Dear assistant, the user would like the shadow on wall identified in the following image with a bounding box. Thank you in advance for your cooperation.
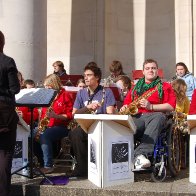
[70,0,100,75]
[69,0,135,78]
[145,0,176,80]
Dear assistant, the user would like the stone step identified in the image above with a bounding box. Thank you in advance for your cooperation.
[11,168,196,196]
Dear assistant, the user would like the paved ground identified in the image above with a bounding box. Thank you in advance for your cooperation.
[10,167,196,196]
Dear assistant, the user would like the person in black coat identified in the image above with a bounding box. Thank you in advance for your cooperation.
[0,31,20,196]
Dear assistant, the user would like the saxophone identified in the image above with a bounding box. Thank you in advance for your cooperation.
[35,99,55,141]
[119,84,159,115]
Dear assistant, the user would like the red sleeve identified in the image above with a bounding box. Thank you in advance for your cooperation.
[62,92,73,120]
[123,88,133,105]
[189,89,196,114]
[162,82,176,108]
[18,107,39,125]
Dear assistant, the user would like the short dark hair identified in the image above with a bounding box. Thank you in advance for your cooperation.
[0,31,5,52]
[24,79,35,87]
[84,62,102,83]
[143,59,158,69]
[176,62,189,74]
[109,60,123,73]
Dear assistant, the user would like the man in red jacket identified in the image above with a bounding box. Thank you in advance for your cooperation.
[120,59,176,169]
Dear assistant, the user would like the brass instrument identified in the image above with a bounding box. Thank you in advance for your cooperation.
[35,99,55,141]
[173,111,189,134]
[68,87,105,130]
[119,84,159,115]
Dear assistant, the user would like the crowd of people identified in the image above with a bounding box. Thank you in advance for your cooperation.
[1,29,196,195]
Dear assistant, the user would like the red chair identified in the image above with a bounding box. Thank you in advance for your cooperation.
[60,75,83,86]
[108,87,121,102]
[132,69,164,80]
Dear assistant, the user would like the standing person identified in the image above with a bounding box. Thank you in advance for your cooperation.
[33,74,73,174]
[172,62,196,101]
[69,62,116,177]
[0,31,20,196]
[120,59,176,169]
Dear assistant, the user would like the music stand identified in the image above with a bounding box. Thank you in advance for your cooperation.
[12,88,58,184]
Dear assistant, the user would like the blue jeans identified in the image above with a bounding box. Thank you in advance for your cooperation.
[34,126,69,167]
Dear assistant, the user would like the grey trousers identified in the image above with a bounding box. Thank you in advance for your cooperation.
[132,112,166,158]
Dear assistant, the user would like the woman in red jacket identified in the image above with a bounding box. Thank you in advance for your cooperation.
[34,74,73,174]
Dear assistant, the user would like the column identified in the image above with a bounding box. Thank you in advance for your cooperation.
[0,0,47,83]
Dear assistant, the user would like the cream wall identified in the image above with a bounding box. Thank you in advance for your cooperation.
[47,0,105,75]
[0,0,195,81]
[47,0,195,80]
[175,0,195,75]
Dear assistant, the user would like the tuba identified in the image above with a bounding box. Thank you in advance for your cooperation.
[34,99,55,141]
[119,84,159,115]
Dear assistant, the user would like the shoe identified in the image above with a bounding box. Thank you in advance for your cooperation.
[134,155,151,169]
[40,167,54,174]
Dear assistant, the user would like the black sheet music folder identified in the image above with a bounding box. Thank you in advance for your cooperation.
[15,88,57,107]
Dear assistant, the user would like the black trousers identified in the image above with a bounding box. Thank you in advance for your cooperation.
[0,101,18,196]
[69,127,88,177]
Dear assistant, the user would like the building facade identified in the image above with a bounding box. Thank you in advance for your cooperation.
[0,0,195,82]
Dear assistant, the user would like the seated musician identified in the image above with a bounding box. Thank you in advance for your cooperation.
[172,79,190,117]
[120,59,176,169]
[16,71,39,126]
[69,62,116,177]
[189,89,196,114]
[33,74,73,174]
[172,79,190,132]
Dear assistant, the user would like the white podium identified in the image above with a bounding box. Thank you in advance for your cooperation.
[12,116,30,173]
[74,114,136,188]
[187,115,196,184]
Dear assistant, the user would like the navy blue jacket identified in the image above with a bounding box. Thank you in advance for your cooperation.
[0,53,20,104]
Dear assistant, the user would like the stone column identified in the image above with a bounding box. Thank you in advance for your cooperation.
[175,0,194,72]
[0,0,47,83]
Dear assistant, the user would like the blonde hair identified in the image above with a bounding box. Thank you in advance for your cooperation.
[172,79,187,103]
[44,74,62,91]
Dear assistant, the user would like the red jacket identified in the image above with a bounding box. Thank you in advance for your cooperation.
[40,88,73,127]
[17,106,39,125]
[123,82,176,113]
[189,89,196,114]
